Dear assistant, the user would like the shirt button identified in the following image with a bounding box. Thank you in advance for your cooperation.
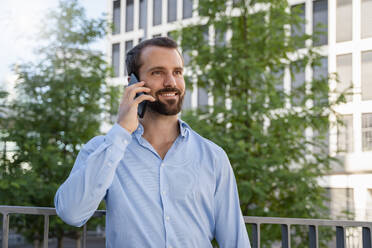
[169,246,173,248]
[165,216,170,221]
[161,162,165,167]
[162,191,166,195]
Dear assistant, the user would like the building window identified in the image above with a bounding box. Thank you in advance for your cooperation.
[361,51,372,101]
[313,57,328,80]
[183,89,192,110]
[291,61,305,106]
[139,0,146,29]
[215,29,226,47]
[328,188,355,219]
[291,3,306,48]
[168,0,177,23]
[336,0,352,42]
[197,87,208,107]
[313,57,328,105]
[183,0,193,19]
[126,0,134,32]
[362,113,372,152]
[153,0,162,26]
[112,43,120,77]
[367,189,372,221]
[337,115,353,153]
[167,31,175,39]
[183,50,191,66]
[112,0,121,35]
[152,34,162,38]
[124,40,133,76]
[313,0,328,46]
[336,54,353,102]
[361,0,372,39]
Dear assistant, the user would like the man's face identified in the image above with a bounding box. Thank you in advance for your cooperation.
[138,46,185,116]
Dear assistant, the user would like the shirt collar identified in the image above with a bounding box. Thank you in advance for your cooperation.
[133,119,190,141]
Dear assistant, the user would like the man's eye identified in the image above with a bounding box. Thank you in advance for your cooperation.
[151,71,161,75]
[174,71,183,75]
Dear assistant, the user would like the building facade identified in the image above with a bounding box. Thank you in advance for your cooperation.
[106,0,372,244]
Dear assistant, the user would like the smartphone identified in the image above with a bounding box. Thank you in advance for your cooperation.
[128,73,147,118]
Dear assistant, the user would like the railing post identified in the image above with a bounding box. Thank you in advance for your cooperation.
[363,227,371,248]
[336,226,345,248]
[82,224,87,248]
[43,215,49,248]
[2,213,10,248]
[309,225,318,248]
[251,223,260,248]
[281,224,290,248]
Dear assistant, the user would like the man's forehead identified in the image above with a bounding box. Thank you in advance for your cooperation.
[140,46,183,68]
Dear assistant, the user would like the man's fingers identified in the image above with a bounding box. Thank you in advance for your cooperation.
[133,94,156,105]
[126,81,145,89]
[128,86,151,100]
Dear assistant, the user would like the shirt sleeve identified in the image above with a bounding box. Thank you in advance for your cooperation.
[214,149,251,248]
[54,123,132,227]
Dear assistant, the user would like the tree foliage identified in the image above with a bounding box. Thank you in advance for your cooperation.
[0,1,118,246]
[176,0,343,246]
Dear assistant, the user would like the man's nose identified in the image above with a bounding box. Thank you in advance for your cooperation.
[163,73,177,87]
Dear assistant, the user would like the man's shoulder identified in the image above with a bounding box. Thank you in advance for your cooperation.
[185,122,226,156]
[82,135,105,152]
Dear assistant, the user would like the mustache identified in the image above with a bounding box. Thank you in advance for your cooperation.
[155,87,182,96]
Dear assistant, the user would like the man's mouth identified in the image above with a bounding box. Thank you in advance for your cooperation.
[159,92,178,97]
[156,88,181,100]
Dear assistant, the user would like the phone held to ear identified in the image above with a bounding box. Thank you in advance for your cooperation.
[128,73,147,118]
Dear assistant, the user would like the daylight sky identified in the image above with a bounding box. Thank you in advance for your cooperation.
[0,0,107,94]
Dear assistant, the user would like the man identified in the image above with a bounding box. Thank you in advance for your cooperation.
[54,37,250,248]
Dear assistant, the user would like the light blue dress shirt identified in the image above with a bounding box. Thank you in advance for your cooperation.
[54,120,250,248]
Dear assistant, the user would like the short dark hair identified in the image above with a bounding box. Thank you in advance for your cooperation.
[125,37,181,79]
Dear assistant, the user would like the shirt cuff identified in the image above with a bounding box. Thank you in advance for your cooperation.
[105,123,132,150]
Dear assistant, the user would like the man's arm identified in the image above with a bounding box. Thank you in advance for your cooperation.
[54,124,131,227]
[54,80,155,227]
[214,150,251,248]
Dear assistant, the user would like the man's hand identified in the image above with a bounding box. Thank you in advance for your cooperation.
[117,81,155,133]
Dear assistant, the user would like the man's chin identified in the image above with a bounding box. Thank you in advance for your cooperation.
[147,100,182,116]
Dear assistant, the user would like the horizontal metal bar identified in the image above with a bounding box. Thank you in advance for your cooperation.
[0,205,105,217]
[244,216,372,228]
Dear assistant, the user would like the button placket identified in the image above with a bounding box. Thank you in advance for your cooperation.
[159,160,170,244]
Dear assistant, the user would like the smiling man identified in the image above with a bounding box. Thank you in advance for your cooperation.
[54,37,250,248]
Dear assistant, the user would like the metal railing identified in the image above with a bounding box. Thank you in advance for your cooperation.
[0,205,105,248]
[1,205,372,248]
[245,216,372,248]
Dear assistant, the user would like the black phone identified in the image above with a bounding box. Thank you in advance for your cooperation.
[128,73,147,118]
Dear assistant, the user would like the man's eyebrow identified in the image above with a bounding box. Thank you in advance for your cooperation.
[148,66,166,71]
[148,66,184,71]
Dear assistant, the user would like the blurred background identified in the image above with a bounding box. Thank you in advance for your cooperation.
[1,0,371,247]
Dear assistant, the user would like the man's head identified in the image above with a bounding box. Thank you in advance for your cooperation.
[125,37,185,116]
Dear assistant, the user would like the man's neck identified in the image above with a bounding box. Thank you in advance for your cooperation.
[140,110,180,147]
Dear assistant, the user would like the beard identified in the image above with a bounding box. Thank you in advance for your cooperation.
[147,87,184,116]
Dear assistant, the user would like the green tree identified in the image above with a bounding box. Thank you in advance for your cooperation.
[176,0,342,246]
[0,1,119,247]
